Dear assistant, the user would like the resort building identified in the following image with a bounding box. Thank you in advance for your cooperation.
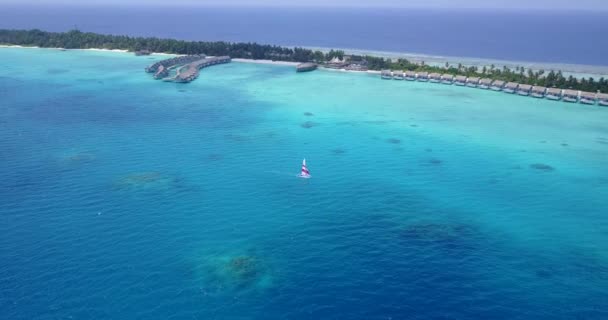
[454,75,467,86]
[545,88,562,100]
[517,84,532,96]
[429,73,442,83]
[392,70,404,80]
[479,78,493,89]
[466,77,480,88]
[441,74,454,84]
[405,71,416,81]
[598,93,608,106]
[381,70,392,79]
[504,82,519,94]
[491,80,505,91]
[579,91,597,105]
[531,86,547,98]
[417,72,429,82]
[563,89,579,103]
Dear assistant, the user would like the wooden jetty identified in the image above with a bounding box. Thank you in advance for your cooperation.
[172,56,231,83]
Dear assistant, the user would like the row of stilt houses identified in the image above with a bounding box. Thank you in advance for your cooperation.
[381,70,608,106]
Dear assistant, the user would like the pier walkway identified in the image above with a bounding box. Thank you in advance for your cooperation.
[145,55,231,83]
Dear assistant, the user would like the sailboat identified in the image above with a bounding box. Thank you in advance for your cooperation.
[298,159,311,179]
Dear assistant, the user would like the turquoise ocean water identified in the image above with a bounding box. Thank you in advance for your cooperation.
[1,48,608,319]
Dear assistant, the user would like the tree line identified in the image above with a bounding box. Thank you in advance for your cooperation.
[1,29,606,93]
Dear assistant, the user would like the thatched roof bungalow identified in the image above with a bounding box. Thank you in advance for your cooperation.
[598,93,608,106]
[579,91,597,105]
[441,74,453,84]
[517,84,532,96]
[381,70,392,79]
[454,75,467,86]
[392,70,404,80]
[429,73,442,83]
[563,89,579,103]
[479,78,493,89]
[531,86,547,98]
[545,88,562,100]
[417,72,429,81]
[405,71,416,81]
[491,80,505,91]
[466,77,480,87]
[504,82,519,93]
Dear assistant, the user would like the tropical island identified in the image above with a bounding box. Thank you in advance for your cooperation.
[1,28,607,94]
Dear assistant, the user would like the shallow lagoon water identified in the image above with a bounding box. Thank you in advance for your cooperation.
[1,48,608,319]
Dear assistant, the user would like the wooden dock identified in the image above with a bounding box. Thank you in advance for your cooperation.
[146,55,231,83]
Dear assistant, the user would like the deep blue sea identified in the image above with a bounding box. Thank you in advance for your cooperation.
[1,5,608,66]
[1,47,608,319]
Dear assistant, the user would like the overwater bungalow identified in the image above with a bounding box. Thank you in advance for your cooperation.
[417,72,429,82]
[545,88,562,100]
[405,71,416,81]
[429,73,442,83]
[517,84,532,96]
[393,70,404,80]
[296,63,317,72]
[467,77,480,88]
[598,93,608,106]
[531,86,547,98]
[579,91,597,105]
[381,70,392,79]
[441,74,453,84]
[490,80,505,91]
[479,78,493,89]
[504,82,519,94]
[454,75,467,86]
[563,89,579,103]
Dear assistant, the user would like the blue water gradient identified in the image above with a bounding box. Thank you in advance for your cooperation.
[1,48,608,319]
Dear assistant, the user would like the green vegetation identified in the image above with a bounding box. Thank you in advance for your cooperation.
[1,29,606,93]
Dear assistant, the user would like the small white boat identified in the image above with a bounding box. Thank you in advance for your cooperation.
[298,159,311,179]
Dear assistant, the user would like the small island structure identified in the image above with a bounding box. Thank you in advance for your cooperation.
[429,73,442,83]
[563,89,579,103]
[479,78,493,89]
[466,77,480,88]
[491,80,506,91]
[441,74,454,84]
[546,88,562,100]
[504,82,519,94]
[405,71,416,81]
[598,93,608,106]
[531,86,547,98]
[454,75,467,86]
[296,62,317,72]
[579,92,597,105]
[517,84,532,96]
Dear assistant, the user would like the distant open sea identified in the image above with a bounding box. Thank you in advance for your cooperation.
[1,5,608,67]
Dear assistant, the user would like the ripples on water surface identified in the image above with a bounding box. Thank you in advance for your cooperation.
[1,48,608,319]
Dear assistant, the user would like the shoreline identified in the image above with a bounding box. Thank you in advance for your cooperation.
[2,44,606,79]
[304,46,608,79]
